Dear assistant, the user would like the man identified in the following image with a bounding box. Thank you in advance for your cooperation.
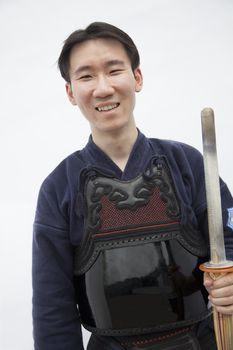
[32,22,233,349]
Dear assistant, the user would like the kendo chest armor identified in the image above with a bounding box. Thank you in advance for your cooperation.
[74,156,210,336]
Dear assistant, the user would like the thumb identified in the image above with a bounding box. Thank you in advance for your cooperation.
[203,272,214,291]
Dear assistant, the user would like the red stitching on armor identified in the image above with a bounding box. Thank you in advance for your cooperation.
[120,327,190,347]
[93,221,179,237]
[98,187,177,230]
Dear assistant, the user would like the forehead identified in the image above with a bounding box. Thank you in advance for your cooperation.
[69,38,130,71]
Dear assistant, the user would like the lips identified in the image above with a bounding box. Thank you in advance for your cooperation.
[95,103,120,112]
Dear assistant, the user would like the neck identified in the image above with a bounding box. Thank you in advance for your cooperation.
[91,124,138,171]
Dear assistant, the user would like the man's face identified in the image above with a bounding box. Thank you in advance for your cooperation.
[66,38,143,136]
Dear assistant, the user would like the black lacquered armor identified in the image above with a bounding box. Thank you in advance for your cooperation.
[74,157,210,336]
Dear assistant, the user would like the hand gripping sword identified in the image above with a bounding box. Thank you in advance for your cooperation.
[199,108,233,350]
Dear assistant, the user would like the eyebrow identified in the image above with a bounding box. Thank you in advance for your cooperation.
[73,59,126,76]
[105,59,126,67]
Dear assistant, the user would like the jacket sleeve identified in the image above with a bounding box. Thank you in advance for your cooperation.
[32,176,84,350]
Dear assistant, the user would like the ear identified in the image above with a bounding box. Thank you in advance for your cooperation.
[65,83,77,105]
[134,67,143,92]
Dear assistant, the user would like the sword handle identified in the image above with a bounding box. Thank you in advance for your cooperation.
[200,264,233,350]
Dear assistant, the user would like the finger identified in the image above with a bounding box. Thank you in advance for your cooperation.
[203,272,214,288]
[211,272,233,289]
[209,285,233,298]
[209,294,233,306]
[214,304,233,315]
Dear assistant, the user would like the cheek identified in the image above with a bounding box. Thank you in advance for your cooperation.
[73,92,89,108]
[124,85,137,102]
[116,73,136,92]
[125,76,138,94]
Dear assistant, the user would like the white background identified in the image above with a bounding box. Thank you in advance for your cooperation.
[0,0,233,349]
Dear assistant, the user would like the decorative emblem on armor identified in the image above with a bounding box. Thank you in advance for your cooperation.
[85,159,180,236]
[227,207,233,230]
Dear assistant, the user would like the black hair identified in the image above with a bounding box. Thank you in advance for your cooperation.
[58,22,140,83]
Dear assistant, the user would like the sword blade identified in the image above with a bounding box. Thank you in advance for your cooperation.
[201,108,227,265]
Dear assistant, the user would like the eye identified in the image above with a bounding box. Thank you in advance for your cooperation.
[110,69,123,75]
[78,75,92,81]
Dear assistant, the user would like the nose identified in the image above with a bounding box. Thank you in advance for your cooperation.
[93,75,114,99]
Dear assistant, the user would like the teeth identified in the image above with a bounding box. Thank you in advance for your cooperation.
[97,103,118,112]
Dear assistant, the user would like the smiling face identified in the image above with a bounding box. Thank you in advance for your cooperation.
[66,38,143,138]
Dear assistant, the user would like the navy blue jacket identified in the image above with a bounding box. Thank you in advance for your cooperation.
[32,131,233,349]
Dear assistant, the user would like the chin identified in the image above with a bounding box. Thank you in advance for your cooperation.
[103,123,129,133]
[111,117,132,129]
